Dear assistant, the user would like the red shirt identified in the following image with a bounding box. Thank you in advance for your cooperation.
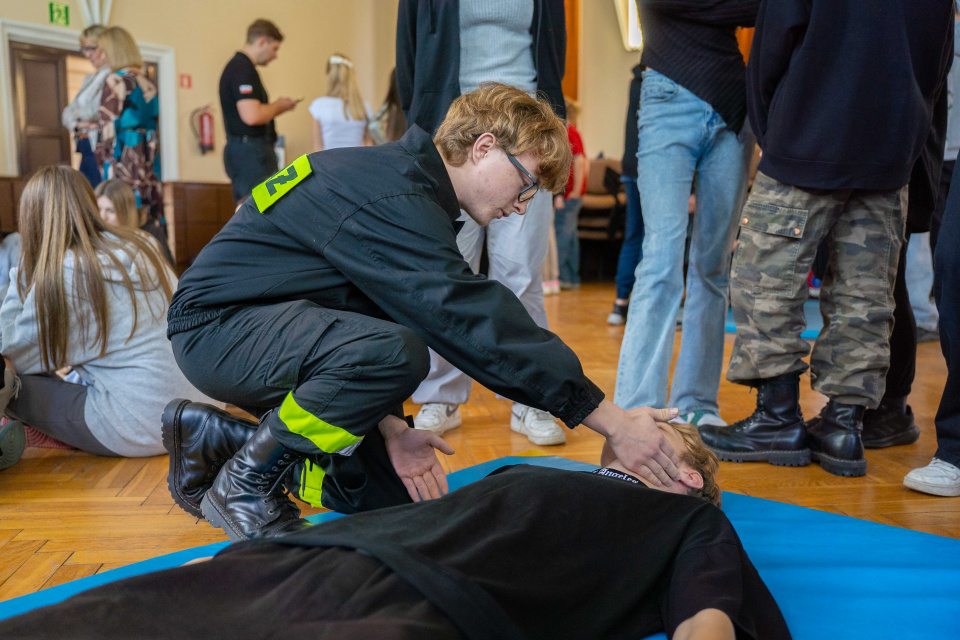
[565,124,586,199]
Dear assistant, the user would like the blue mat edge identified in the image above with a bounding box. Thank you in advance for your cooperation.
[4,454,960,636]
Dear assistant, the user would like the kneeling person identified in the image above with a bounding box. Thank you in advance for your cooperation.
[166,83,684,541]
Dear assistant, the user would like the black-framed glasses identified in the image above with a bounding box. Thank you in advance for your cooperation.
[505,151,539,203]
[80,45,99,54]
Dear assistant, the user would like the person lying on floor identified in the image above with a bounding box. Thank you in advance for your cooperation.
[162,83,687,542]
[0,421,792,640]
[0,167,213,471]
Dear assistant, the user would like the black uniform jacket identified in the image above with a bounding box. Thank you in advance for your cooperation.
[168,127,603,428]
[395,0,566,135]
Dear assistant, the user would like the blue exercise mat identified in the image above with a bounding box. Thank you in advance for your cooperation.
[725,298,823,339]
[3,456,959,640]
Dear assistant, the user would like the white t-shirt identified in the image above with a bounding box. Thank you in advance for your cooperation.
[308,96,372,150]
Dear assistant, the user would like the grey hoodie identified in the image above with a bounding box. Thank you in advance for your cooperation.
[0,235,213,456]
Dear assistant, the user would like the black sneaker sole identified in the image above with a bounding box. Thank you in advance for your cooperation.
[161,398,204,518]
[811,451,867,477]
[862,426,920,449]
[710,447,811,467]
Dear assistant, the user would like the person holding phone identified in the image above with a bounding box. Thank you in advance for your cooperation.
[219,19,299,204]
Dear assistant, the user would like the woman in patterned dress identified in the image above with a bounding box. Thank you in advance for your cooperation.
[95,26,163,222]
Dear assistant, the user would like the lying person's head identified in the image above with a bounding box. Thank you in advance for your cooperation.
[602,421,722,507]
[434,83,571,226]
[94,179,145,228]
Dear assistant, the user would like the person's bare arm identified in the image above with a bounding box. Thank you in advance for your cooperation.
[312,119,325,152]
[237,97,297,126]
[570,155,587,199]
[673,609,735,640]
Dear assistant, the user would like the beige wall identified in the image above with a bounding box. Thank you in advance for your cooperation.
[0,0,399,181]
[1,0,638,177]
[578,1,640,163]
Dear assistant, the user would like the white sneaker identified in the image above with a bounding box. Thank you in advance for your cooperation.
[413,403,462,435]
[904,458,960,497]
[675,410,727,428]
[510,403,566,446]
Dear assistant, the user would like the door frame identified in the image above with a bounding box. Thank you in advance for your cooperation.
[0,19,179,180]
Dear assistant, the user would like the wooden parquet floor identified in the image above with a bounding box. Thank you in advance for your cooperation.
[0,282,956,603]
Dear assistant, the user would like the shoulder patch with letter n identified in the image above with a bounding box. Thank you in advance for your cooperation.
[252,155,312,213]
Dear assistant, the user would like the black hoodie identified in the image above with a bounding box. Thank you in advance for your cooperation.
[748,0,954,191]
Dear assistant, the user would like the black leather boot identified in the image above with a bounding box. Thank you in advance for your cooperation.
[861,403,920,449]
[699,372,810,466]
[200,421,312,541]
[805,401,867,477]
[161,399,259,518]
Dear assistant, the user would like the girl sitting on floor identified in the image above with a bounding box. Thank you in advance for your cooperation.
[94,178,174,267]
[0,166,212,469]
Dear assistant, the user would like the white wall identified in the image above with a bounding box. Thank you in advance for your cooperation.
[578,1,640,162]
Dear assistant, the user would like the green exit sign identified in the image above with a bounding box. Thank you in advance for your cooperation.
[49,2,70,27]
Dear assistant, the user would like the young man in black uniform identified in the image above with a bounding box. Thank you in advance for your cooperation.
[219,19,298,204]
[164,84,686,542]
[0,422,792,640]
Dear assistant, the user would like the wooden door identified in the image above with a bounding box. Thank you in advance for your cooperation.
[10,42,72,176]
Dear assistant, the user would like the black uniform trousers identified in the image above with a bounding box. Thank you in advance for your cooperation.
[170,300,429,513]
[223,136,278,204]
[934,159,960,467]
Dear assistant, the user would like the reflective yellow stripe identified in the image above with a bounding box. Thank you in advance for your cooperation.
[297,459,325,507]
[277,392,362,454]
[251,154,312,213]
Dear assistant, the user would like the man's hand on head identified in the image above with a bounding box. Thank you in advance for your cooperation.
[584,401,681,487]
[379,415,455,502]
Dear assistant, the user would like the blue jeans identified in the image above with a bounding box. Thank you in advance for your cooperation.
[554,197,582,285]
[614,176,644,300]
[905,232,939,332]
[614,69,752,414]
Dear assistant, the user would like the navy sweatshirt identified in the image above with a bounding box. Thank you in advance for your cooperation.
[748,0,955,191]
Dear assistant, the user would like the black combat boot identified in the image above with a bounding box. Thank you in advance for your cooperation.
[861,401,920,449]
[699,371,810,466]
[200,421,312,541]
[161,399,259,517]
[805,401,867,477]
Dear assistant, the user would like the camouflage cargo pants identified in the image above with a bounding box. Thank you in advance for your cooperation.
[727,171,907,408]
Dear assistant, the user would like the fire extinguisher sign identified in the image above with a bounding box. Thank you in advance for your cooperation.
[180,74,192,89]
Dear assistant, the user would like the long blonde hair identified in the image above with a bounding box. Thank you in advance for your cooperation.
[326,54,367,121]
[17,166,173,371]
[98,26,143,70]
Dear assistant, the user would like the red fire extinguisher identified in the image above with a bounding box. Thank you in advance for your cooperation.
[190,106,215,154]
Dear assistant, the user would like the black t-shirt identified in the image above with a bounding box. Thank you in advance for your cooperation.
[231,465,792,640]
[218,52,275,140]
